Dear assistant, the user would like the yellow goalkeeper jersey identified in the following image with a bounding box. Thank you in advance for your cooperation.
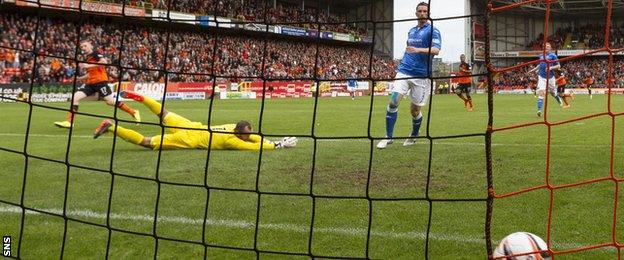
[149,113,276,150]
[206,124,276,150]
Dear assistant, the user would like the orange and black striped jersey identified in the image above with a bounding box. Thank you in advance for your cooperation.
[583,76,594,86]
[458,62,471,84]
[85,51,108,85]
[556,75,566,86]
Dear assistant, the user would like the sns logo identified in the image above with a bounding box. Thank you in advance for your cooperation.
[2,236,10,257]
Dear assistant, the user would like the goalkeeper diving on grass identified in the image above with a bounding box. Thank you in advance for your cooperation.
[93,91,298,150]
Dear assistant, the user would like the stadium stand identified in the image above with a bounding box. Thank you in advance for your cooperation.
[148,0,367,36]
[0,12,396,84]
[11,0,369,36]
[485,21,624,91]
[527,23,624,50]
[492,58,624,90]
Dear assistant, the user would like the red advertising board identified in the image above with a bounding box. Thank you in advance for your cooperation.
[121,82,214,94]
[473,22,485,40]
[243,81,314,98]
[119,80,376,99]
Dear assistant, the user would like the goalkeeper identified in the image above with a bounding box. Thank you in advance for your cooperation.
[93,91,297,150]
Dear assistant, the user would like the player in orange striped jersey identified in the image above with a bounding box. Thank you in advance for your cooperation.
[54,40,140,128]
[455,54,474,111]
[555,71,573,109]
[583,72,594,99]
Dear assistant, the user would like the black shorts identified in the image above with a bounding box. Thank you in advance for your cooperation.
[456,83,472,93]
[77,82,112,97]
[557,85,566,95]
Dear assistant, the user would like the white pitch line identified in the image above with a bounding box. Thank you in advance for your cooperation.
[0,205,614,252]
[0,206,480,243]
[1,133,95,139]
[0,133,612,148]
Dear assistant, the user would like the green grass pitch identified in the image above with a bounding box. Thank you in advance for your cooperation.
[1,93,623,259]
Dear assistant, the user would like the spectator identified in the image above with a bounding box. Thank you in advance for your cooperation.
[493,58,624,90]
[0,12,395,84]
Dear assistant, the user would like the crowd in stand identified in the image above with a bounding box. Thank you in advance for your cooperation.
[0,12,395,84]
[492,23,624,90]
[527,23,624,50]
[151,0,368,36]
[5,10,622,90]
[492,58,624,90]
[79,0,366,36]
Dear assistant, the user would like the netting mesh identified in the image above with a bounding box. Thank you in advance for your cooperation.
[1,0,622,258]
[487,0,622,258]
[0,1,420,258]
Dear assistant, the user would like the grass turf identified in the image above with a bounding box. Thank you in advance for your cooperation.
[0,93,622,259]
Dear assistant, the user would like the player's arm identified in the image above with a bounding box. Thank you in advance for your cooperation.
[548,53,561,71]
[226,137,276,150]
[225,136,297,150]
[77,74,88,82]
[81,53,108,69]
[460,64,471,74]
[81,57,107,68]
[405,46,440,55]
[406,27,441,55]
[528,65,539,74]
[248,134,273,144]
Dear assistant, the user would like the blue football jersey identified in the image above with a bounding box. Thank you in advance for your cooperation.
[538,52,559,79]
[347,78,358,88]
[397,23,441,77]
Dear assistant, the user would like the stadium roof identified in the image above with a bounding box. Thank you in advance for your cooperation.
[493,0,624,16]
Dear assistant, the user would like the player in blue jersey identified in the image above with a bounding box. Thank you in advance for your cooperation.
[528,42,563,117]
[347,73,358,100]
[377,2,441,149]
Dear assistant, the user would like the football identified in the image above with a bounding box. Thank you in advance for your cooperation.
[493,232,551,260]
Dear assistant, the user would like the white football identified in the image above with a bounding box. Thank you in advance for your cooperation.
[493,232,551,260]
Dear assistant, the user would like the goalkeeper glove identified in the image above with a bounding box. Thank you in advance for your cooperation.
[275,137,298,149]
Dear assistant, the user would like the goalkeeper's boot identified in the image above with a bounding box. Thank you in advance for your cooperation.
[376,138,393,149]
[93,120,112,139]
[133,110,141,124]
[403,137,417,146]
[54,120,73,128]
[120,91,144,102]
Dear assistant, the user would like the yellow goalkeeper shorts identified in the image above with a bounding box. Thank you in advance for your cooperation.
[162,112,204,132]
[150,113,207,149]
